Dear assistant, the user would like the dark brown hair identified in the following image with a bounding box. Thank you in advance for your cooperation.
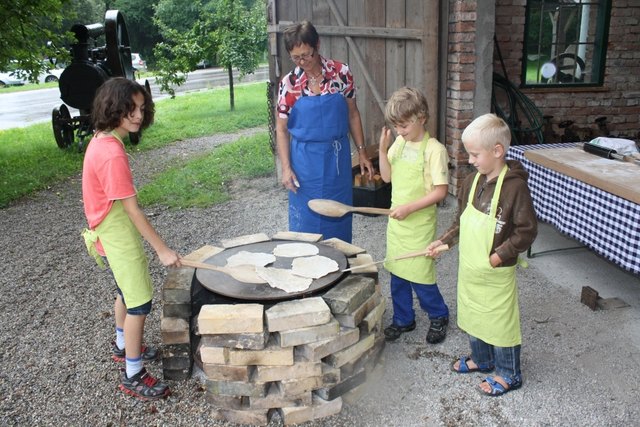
[283,20,319,52]
[91,77,155,132]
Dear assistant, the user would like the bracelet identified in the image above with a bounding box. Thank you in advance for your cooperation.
[356,144,365,151]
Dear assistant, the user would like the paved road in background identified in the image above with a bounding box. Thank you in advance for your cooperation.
[0,67,269,130]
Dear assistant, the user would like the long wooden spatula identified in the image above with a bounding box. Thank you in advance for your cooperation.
[308,199,391,217]
[180,259,266,284]
[342,244,449,272]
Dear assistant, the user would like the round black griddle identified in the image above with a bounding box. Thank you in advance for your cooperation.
[194,240,348,301]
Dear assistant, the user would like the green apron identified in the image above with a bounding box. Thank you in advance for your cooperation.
[457,165,521,347]
[384,136,437,284]
[82,133,153,309]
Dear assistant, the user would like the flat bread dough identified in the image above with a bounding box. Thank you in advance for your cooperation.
[256,266,313,293]
[225,251,276,268]
[272,243,319,258]
[291,255,339,279]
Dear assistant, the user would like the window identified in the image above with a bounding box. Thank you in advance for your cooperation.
[522,0,611,87]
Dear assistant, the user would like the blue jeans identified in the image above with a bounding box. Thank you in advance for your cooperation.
[390,273,449,326]
[469,335,522,383]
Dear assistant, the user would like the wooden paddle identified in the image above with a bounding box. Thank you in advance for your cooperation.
[308,199,391,217]
[180,259,266,284]
[342,244,449,272]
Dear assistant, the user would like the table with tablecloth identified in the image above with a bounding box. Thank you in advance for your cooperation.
[507,143,640,276]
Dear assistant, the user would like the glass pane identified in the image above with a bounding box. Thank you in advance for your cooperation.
[523,0,607,87]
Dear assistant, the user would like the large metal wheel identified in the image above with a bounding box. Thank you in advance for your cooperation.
[52,105,74,149]
[104,10,134,80]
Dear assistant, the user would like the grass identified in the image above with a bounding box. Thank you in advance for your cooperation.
[138,132,274,208]
[0,81,59,93]
[0,82,270,208]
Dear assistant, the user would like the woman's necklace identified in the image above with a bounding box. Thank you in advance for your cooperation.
[307,69,323,86]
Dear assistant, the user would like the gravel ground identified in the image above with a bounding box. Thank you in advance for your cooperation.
[1,128,639,426]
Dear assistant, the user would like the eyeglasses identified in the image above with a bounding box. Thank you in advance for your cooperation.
[290,49,315,63]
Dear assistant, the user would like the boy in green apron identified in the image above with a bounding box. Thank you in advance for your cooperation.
[82,78,181,400]
[378,87,450,344]
[428,113,537,396]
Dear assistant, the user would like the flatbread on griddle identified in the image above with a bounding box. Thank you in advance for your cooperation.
[272,243,319,258]
[225,251,276,268]
[255,266,313,293]
[291,255,339,279]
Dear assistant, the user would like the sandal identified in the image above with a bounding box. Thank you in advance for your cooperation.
[450,356,494,374]
[478,376,522,397]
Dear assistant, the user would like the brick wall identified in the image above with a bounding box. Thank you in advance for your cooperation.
[445,0,640,194]
[445,0,479,193]
[494,0,640,138]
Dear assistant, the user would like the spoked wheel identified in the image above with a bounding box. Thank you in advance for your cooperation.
[52,105,74,149]
[104,10,135,80]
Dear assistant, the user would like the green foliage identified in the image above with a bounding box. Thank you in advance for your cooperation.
[152,0,266,100]
[0,0,73,80]
[112,0,163,64]
[137,132,274,208]
[213,0,266,76]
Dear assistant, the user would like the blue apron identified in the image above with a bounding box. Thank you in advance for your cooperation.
[287,93,353,242]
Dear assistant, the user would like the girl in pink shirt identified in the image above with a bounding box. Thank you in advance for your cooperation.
[82,77,180,400]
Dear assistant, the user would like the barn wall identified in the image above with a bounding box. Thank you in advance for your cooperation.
[493,0,640,139]
[268,0,441,157]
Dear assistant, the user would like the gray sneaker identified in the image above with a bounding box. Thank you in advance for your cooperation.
[111,342,159,363]
[119,368,170,401]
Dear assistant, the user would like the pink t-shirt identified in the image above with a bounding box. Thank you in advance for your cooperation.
[82,134,136,230]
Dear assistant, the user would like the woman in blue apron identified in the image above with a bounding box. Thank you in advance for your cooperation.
[276,21,373,243]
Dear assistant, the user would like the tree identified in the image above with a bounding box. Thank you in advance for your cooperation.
[152,0,266,109]
[0,0,73,80]
[112,0,163,65]
[212,0,265,110]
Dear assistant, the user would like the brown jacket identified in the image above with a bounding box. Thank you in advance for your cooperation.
[439,160,538,266]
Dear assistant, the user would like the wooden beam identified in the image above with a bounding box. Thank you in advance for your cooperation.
[267,24,423,40]
[323,0,386,117]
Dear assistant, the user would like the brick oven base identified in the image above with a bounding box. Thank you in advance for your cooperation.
[160,233,386,425]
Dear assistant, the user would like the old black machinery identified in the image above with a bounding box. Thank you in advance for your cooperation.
[52,10,148,149]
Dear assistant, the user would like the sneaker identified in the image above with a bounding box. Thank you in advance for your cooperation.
[426,317,448,344]
[384,321,417,341]
[111,342,159,363]
[119,367,170,401]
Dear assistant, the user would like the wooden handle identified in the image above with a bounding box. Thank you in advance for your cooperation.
[180,259,220,271]
[351,207,391,215]
[393,244,449,261]
[342,259,386,273]
[342,244,449,273]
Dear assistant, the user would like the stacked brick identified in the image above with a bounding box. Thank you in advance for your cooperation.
[160,238,386,425]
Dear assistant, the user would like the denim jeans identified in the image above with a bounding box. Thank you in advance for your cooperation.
[390,273,449,326]
[469,335,521,383]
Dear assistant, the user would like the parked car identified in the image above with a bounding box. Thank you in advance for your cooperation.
[131,53,146,71]
[0,71,25,87]
[39,68,63,83]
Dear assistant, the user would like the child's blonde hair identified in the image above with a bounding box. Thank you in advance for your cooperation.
[384,87,429,128]
[461,113,512,152]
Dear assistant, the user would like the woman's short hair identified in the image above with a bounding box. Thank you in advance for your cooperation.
[384,87,429,127]
[461,113,512,151]
[92,77,155,132]
[283,20,319,52]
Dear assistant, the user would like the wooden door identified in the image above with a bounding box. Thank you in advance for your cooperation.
[267,0,441,156]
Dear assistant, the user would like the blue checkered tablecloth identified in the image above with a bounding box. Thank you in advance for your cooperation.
[507,143,640,276]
